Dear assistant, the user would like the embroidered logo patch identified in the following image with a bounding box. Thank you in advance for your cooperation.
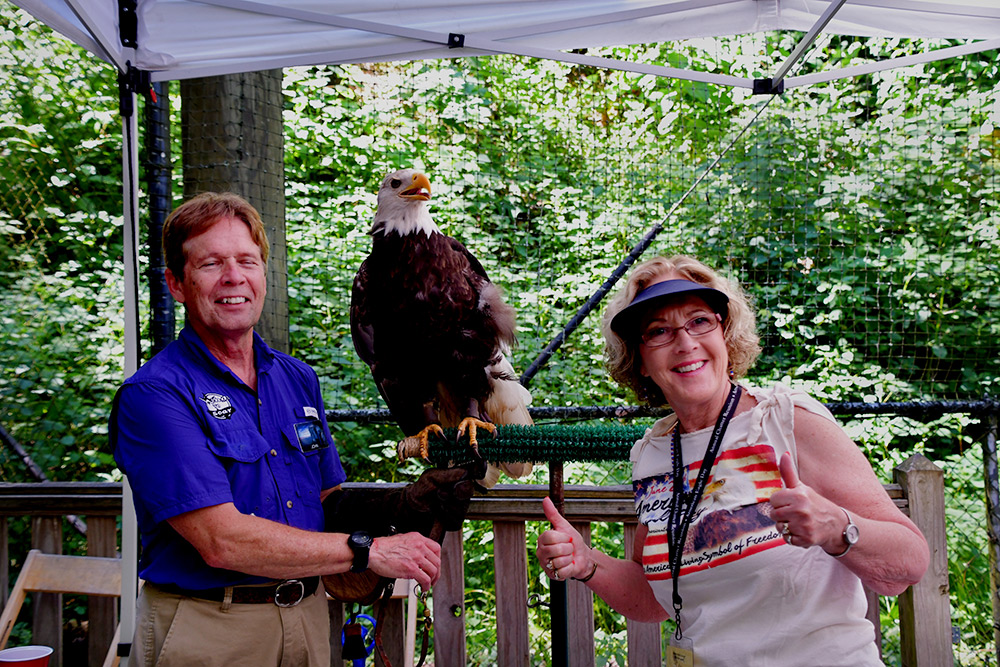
[201,393,235,420]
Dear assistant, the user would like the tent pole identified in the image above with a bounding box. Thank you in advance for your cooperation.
[118,71,142,667]
[787,37,1000,89]
[767,0,848,89]
[144,81,175,355]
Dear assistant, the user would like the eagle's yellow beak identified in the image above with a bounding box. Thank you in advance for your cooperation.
[400,173,431,201]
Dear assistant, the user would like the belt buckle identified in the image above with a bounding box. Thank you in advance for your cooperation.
[274,579,305,607]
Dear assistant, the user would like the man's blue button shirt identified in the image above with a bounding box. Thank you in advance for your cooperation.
[111,326,346,589]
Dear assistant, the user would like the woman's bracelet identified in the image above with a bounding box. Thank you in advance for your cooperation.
[572,558,599,583]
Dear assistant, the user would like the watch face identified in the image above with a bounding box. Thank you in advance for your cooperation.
[845,523,860,545]
[350,532,373,549]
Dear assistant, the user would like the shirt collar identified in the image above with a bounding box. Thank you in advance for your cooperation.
[178,325,275,382]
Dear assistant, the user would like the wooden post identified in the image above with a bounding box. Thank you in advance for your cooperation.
[372,598,405,667]
[433,530,467,666]
[895,453,953,667]
[982,414,1000,663]
[624,521,661,665]
[567,521,595,667]
[328,599,346,666]
[179,70,288,353]
[87,517,118,667]
[30,517,62,665]
[548,463,569,667]
[0,517,8,611]
[494,521,529,666]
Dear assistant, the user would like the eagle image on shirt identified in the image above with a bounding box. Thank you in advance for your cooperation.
[635,443,785,579]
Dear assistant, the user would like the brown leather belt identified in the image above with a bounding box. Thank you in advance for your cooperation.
[157,577,319,607]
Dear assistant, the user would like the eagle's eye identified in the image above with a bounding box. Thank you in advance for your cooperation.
[390,179,402,189]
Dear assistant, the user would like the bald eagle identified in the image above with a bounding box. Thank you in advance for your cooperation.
[350,169,533,488]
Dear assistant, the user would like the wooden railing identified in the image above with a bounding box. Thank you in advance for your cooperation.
[0,453,951,667]
[0,483,120,667]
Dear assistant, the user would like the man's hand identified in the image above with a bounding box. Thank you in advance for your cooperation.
[369,532,442,589]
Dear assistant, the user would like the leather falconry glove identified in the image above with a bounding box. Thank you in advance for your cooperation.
[323,460,486,542]
[321,461,485,605]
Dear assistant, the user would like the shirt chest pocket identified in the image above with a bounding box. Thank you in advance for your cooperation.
[280,419,329,456]
[279,421,325,506]
[206,426,272,463]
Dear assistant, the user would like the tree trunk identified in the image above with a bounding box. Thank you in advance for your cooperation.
[179,70,288,352]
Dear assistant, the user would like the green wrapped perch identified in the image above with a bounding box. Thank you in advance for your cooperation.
[425,423,650,466]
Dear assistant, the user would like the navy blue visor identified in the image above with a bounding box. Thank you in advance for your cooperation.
[609,279,729,338]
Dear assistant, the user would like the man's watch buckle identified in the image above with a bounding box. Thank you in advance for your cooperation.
[274,579,306,607]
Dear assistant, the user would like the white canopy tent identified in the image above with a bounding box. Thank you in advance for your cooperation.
[14,0,1000,87]
[9,0,1000,662]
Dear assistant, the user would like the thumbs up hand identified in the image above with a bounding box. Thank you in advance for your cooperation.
[536,497,594,582]
[779,450,802,489]
[768,452,845,552]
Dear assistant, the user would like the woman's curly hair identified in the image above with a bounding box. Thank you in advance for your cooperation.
[601,255,760,406]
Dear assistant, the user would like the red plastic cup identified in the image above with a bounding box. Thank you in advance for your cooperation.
[0,646,53,666]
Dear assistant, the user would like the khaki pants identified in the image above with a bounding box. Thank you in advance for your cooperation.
[130,583,331,667]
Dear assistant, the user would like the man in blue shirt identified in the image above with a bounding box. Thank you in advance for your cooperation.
[112,192,453,666]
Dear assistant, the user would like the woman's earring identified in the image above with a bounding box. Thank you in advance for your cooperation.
[728,365,735,378]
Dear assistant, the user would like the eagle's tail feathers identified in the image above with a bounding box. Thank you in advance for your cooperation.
[485,354,533,427]
[479,353,534,486]
[481,465,503,489]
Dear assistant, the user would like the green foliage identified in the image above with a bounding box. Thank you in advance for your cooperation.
[281,41,1000,426]
[941,444,994,661]
[0,4,124,482]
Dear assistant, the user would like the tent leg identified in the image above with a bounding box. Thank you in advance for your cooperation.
[118,82,142,667]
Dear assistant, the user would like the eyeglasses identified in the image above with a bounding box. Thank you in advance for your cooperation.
[640,313,721,348]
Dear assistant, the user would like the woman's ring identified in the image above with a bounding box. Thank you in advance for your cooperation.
[781,523,790,537]
[553,568,561,580]
[545,559,553,570]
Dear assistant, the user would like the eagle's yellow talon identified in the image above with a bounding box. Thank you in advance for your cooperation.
[420,424,444,458]
[456,417,495,453]
[398,424,444,462]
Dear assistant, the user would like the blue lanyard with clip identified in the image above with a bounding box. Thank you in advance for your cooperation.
[666,382,743,640]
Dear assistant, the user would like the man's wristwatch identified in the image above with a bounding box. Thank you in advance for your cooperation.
[832,508,859,558]
[348,531,373,573]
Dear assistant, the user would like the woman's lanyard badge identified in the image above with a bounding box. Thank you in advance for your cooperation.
[665,383,743,666]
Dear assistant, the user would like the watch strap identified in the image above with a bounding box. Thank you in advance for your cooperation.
[349,531,372,572]
[831,507,857,559]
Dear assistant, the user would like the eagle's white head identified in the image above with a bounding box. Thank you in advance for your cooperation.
[372,168,439,237]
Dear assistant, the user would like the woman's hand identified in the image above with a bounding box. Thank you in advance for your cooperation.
[769,452,850,555]
[535,497,595,581]
[777,407,929,595]
[535,497,668,622]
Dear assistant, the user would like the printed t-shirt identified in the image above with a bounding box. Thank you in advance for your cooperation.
[632,383,882,666]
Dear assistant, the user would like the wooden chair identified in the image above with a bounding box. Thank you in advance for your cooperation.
[0,549,122,664]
